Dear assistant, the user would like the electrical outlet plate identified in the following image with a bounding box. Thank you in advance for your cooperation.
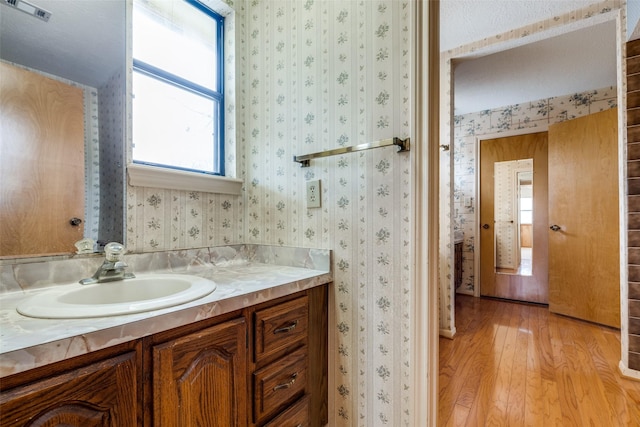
[306,179,321,208]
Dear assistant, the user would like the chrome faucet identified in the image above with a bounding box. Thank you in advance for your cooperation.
[80,242,135,285]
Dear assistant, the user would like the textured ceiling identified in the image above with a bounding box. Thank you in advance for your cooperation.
[0,0,124,88]
[440,0,606,52]
[441,0,619,115]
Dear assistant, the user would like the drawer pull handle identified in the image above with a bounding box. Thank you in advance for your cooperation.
[274,320,298,334]
[273,372,298,391]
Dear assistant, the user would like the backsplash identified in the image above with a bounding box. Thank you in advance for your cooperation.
[0,245,329,295]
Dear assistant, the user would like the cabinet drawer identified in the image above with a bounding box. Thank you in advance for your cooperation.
[263,395,310,427]
[254,296,308,361]
[253,347,307,423]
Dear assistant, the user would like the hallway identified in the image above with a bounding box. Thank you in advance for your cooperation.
[439,295,640,426]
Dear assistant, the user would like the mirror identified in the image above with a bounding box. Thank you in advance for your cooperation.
[0,0,125,258]
[494,159,533,276]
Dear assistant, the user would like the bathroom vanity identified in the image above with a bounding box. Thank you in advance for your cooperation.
[0,245,331,427]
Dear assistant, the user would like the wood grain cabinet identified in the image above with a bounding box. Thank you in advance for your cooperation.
[249,286,327,427]
[252,296,309,425]
[263,395,310,427]
[254,296,309,362]
[0,347,140,427]
[150,317,248,427]
[0,284,328,427]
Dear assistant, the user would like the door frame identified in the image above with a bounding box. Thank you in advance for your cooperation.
[412,0,439,426]
[473,126,549,297]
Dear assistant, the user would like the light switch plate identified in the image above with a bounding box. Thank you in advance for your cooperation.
[306,179,321,208]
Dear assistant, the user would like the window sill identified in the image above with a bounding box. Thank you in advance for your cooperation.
[127,163,243,195]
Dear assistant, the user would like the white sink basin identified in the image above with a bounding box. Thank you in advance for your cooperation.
[16,274,217,319]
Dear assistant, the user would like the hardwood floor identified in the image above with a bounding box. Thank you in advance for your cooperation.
[439,295,640,426]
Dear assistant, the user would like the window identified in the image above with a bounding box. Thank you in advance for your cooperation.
[132,0,224,175]
[520,196,533,224]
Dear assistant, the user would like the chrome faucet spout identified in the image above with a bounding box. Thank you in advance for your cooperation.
[79,242,135,285]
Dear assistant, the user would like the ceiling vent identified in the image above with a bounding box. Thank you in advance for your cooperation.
[2,0,51,22]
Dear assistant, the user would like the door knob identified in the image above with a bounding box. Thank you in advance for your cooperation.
[69,217,83,226]
[482,224,490,229]
[550,224,561,232]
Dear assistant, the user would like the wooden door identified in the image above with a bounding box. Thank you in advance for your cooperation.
[152,318,247,427]
[479,132,549,303]
[0,62,85,257]
[548,108,620,328]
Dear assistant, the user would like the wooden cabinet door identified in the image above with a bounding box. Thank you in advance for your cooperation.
[152,317,247,427]
[548,108,620,327]
[0,352,138,427]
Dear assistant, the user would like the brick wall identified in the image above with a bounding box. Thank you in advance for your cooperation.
[626,39,640,371]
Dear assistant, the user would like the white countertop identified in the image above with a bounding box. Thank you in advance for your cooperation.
[0,261,331,377]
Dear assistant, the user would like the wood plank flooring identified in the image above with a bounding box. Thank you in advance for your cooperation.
[439,295,640,426]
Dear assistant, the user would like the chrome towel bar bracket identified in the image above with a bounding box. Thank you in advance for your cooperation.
[293,137,410,167]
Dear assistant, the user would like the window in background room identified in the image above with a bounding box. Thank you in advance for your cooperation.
[520,191,533,224]
[132,0,224,175]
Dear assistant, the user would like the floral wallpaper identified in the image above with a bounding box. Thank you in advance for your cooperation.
[241,1,412,425]
[99,69,126,246]
[453,86,618,294]
[126,188,243,250]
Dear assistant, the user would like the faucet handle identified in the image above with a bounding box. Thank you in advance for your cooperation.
[104,242,125,262]
[114,261,128,269]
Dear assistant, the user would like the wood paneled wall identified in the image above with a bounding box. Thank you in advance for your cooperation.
[626,39,640,371]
